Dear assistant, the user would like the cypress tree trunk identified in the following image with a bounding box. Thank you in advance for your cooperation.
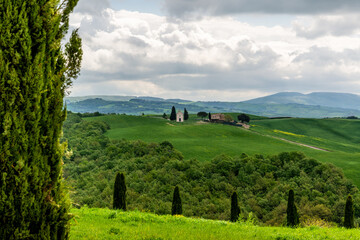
[286,189,299,227]
[171,186,182,215]
[344,195,355,228]
[230,192,240,222]
[170,106,176,121]
[113,172,127,210]
[0,1,82,239]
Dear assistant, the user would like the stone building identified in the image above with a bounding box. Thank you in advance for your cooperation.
[177,111,184,122]
[211,113,225,121]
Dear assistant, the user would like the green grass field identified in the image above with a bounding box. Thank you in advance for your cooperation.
[70,207,360,240]
[84,115,360,187]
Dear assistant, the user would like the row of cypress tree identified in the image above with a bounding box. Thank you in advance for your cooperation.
[286,189,355,228]
[113,174,356,228]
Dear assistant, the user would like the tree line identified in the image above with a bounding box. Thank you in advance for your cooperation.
[113,172,356,228]
[62,113,360,226]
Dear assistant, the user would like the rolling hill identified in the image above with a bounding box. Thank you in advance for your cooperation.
[84,114,360,187]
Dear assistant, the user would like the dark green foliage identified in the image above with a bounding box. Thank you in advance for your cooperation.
[172,186,182,215]
[184,108,189,121]
[162,113,167,119]
[230,192,240,222]
[62,114,360,225]
[344,195,355,228]
[209,112,212,120]
[197,112,208,119]
[113,173,127,210]
[286,189,299,227]
[170,106,176,121]
[0,1,82,239]
[160,141,174,149]
[238,114,250,123]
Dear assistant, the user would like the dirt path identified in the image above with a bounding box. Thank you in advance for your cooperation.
[248,130,331,152]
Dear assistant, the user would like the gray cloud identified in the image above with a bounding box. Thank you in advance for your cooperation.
[292,15,360,39]
[74,0,110,15]
[163,0,360,17]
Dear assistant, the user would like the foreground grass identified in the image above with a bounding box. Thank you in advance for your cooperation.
[70,208,360,240]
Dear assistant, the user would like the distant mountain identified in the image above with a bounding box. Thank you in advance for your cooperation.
[66,97,360,118]
[244,92,360,110]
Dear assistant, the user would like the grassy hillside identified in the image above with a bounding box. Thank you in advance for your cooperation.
[84,115,360,187]
[70,207,360,240]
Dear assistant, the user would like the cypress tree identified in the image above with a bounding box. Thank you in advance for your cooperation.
[344,195,355,228]
[286,189,299,227]
[184,108,189,120]
[170,106,176,121]
[0,1,82,239]
[209,112,212,120]
[230,192,241,222]
[171,186,182,215]
[113,172,127,210]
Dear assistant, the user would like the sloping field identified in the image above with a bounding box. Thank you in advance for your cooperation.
[85,115,360,186]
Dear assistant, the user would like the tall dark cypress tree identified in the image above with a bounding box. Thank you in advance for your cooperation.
[230,192,240,222]
[209,112,212,120]
[170,106,176,121]
[344,195,355,228]
[171,186,182,215]
[286,189,299,227]
[113,172,127,210]
[0,1,82,239]
[184,108,189,120]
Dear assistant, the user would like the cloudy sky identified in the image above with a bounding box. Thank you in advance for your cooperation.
[69,0,360,101]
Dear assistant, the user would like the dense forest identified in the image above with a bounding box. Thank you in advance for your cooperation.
[62,113,360,226]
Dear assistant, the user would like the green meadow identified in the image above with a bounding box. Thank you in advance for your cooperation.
[70,207,360,240]
[84,115,360,187]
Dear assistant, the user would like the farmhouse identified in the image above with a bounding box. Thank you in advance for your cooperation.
[177,111,184,122]
[211,113,225,122]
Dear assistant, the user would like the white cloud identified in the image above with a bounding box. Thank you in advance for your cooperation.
[69,9,360,100]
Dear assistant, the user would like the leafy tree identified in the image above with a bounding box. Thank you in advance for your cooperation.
[172,186,182,215]
[184,108,189,121]
[0,1,82,239]
[113,173,127,210]
[209,112,212,120]
[162,113,167,119]
[170,106,176,121]
[344,195,355,228]
[230,192,241,222]
[286,189,299,227]
[197,111,208,120]
[238,113,250,123]
[225,114,233,122]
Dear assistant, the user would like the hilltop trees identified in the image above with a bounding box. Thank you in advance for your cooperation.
[197,111,208,120]
[286,189,299,227]
[113,173,127,210]
[172,186,182,215]
[230,192,241,222]
[0,0,82,239]
[238,114,250,123]
[344,195,355,228]
[184,108,189,120]
[170,106,176,121]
